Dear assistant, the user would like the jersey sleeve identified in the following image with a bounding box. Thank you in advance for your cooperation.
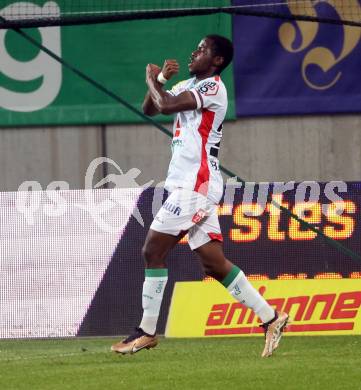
[166,80,187,97]
[190,77,226,110]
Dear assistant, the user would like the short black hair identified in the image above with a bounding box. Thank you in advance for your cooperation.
[206,34,234,74]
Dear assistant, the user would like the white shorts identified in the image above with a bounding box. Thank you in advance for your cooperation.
[150,188,223,250]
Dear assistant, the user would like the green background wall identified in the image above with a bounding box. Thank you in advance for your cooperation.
[0,0,234,126]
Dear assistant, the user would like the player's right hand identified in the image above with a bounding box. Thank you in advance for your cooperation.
[161,59,179,80]
[146,63,161,84]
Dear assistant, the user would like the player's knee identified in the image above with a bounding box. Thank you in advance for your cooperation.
[141,242,165,266]
[201,257,228,282]
[141,243,155,262]
[201,260,219,280]
[204,268,223,282]
[203,263,216,278]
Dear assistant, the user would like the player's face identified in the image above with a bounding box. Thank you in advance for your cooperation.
[188,38,215,76]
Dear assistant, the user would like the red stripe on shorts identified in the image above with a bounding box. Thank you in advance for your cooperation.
[208,233,223,242]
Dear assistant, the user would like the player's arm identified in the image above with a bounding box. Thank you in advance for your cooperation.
[145,62,197,115]
[142,60,180,116]
[142,90,159,117]
[142,63,161,116]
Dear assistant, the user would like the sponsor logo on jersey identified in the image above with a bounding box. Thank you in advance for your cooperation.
[197,81,219,96]
[171,139,183,148]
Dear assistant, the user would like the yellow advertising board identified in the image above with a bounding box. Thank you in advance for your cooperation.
[165,279,361,337]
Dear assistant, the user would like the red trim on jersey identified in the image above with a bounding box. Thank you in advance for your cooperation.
[196,89,204,108]
[215,75,220,81]
[175,118,181,137]
[208,233,223,242]
[194,109,215,196]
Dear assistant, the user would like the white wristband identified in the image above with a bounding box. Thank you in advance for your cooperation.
[157,71,168,85]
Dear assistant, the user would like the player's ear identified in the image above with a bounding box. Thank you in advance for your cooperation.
[213,55,224,69]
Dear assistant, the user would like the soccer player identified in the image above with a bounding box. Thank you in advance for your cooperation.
[111,35,289,357]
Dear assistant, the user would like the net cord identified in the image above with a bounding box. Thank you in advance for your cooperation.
[0,5,360,29]
[4,16,360,264]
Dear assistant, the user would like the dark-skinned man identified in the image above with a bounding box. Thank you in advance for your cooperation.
[111,35,289,358]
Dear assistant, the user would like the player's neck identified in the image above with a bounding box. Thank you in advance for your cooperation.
[195,69,217,82]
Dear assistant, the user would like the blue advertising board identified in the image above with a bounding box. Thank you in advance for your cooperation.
[232,0,361,116]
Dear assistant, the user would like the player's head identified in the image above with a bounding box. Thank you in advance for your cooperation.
[188,35,233,77]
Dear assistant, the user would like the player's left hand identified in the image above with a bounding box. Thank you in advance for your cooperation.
[161,59,179,80]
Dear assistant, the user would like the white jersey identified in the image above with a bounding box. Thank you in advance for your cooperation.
[164,75,227,204]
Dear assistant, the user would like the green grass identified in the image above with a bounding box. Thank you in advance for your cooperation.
[0,336,360,390]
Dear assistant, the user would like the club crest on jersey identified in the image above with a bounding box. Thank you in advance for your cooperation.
[197,81,219,96]
[163,201,182,216]
[192,209,207,223]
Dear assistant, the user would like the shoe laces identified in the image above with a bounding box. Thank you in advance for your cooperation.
[123,327,152,343]
[259,312,278,335]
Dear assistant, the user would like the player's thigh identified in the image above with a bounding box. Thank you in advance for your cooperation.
[189,206,232,279]
[142,228,184,263]
[187,203,223,251]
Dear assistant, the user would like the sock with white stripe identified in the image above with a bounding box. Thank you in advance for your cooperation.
[139,268,168,335]
[222,265,275,323]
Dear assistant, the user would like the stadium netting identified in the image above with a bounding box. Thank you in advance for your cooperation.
[1,0,360,265]
[1,0,361,339]
[0,0,360,29]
